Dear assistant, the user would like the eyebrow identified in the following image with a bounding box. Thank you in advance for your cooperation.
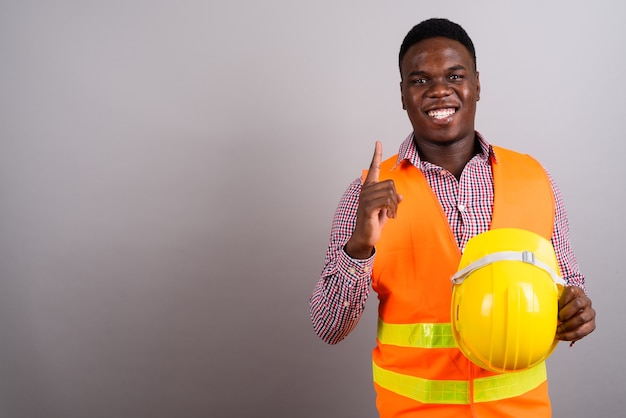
[448,65,468,72]
[406,64,469,78]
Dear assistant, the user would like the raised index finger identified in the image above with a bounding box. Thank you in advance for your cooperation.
[364,141,382,185]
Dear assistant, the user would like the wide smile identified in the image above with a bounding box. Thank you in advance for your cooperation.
[426,107,457,120]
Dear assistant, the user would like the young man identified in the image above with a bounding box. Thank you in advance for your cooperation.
[310,18,596,417]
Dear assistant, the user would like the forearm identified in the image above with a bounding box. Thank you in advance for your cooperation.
[310,249,374,344]
[310,177,375,343]
[547,171,587,293]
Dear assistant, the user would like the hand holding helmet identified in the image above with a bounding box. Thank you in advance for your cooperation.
[557,285,596,344]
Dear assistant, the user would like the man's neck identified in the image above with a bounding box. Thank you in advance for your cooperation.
[414,134,479,180]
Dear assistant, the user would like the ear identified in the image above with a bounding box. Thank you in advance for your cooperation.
[400,81,406,110]
[475,71,481,102]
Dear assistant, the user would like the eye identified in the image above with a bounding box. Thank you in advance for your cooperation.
[449,74,463,81]
[412,78,427,85]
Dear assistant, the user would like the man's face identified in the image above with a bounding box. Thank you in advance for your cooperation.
[400,37,480,147]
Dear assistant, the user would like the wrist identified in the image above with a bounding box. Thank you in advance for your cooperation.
[344,239,374,260]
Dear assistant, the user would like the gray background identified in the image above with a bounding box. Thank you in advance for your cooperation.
[1,1,624,417]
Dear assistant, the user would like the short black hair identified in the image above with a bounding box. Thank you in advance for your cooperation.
[399,18,476,76]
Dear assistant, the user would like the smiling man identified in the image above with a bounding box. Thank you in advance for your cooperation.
[310,18,596,417]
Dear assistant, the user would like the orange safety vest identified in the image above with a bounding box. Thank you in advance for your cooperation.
[367,146,555,417]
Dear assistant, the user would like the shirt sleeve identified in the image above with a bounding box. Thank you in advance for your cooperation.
[547,171,587,293]
[310,177,375,344]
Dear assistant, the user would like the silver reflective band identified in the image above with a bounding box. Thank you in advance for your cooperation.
[451,250,565,286]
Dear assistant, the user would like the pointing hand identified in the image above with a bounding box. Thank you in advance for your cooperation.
[345,142,403,259]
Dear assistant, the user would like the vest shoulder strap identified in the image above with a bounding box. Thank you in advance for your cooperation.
[491,146,555,239]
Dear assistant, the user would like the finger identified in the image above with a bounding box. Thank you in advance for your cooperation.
[558,305,596,334]
[558,287,589,322]
[384,187,403,218]
[558,285,582,307]
[363,181,401,218]
[556,288,596,342]
[389,193,404,218]
[557,326,594,342]
[556,311,596,341]
[363,141,382,185]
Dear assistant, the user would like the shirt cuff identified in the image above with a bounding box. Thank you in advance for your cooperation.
[337,246,375,285]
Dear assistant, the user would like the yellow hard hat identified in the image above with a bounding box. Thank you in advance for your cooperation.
[450,228,565,373]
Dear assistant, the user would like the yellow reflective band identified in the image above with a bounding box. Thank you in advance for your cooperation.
[373,362,547,404]
[377,319,457,348]
[373,361,469,404]
[473,362,547,403]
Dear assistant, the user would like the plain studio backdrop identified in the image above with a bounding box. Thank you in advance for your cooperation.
[1,1,624,417]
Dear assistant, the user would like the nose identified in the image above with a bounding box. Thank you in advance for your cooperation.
[427,79,452,98]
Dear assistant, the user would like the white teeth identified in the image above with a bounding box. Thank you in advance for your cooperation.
[428,108,456,119]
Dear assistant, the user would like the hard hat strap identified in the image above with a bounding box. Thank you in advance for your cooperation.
[451,250,565,286]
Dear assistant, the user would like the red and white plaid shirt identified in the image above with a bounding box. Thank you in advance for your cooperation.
[310,132,585,345]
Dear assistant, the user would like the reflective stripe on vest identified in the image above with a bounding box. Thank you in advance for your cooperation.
[373,361,547,404]
[377,318,457,348]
